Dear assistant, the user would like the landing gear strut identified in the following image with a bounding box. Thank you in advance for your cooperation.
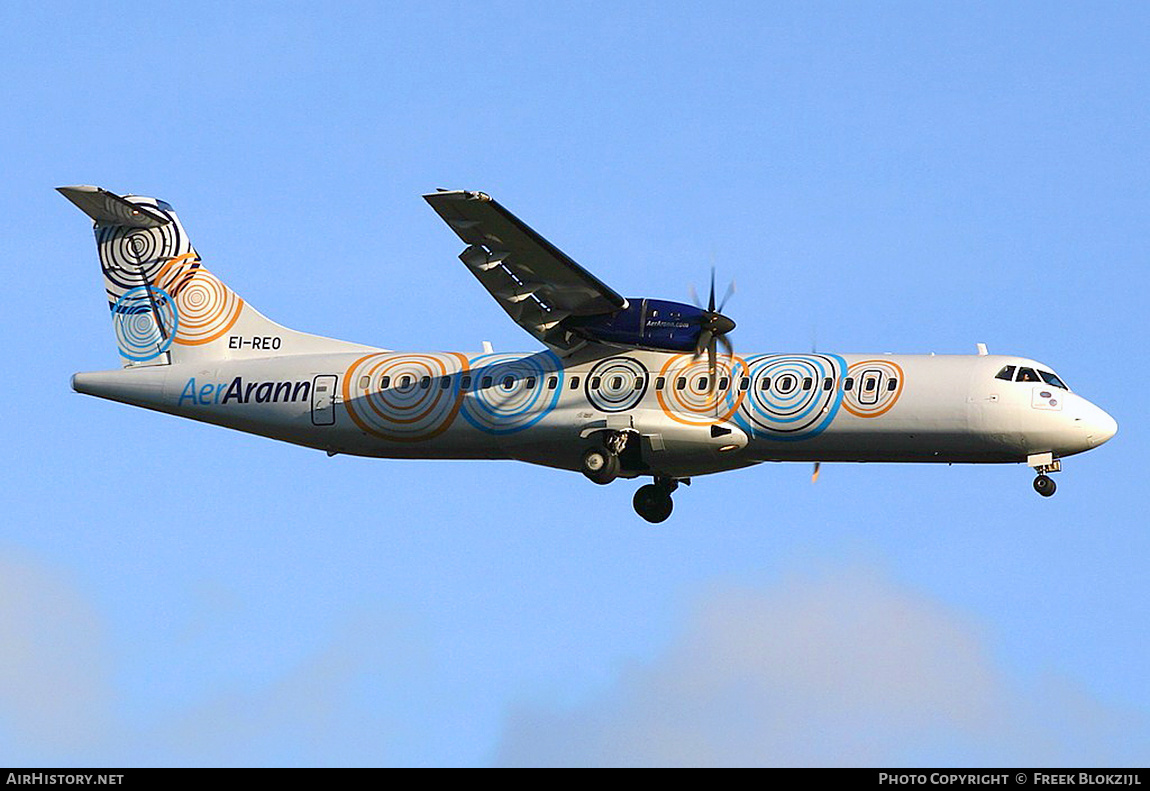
[633,477,679,524]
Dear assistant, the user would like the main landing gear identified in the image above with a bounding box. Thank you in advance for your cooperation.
[633,478,679,524]
[1028,452,1061,498]
[580,430,634,485]
[579,432,684,523]
[580,446,620,485]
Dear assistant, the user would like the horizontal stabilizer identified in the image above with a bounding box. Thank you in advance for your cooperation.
[57,185,169,228]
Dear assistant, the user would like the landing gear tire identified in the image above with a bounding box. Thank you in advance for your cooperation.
[581,447,619,485]
[1033,474,1056,497]
[633,484,674,524]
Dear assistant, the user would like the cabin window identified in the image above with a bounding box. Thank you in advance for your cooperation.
[676,377,687,390]
[590,376,602,389]
[481,376,493,389]
[461,375,472,389]
[379,375,391,389]
[718,376,730,390]
[526,376,537,389]
[634,378,644,390]
[696,376,709,391]
[740,377,750,391]
[501,376,516,389]
[779,375,795,392]
[843,377,854,391]
[995,365,1016,382]
[1016,367,1040,383]
[570,376,580,389]
[864,378,877,392]
[1039,370,1068,390]
[610,376,623,389]
[440,376,452,389]
[887,378,898,391]
[655,376,666,390]
[358,375,370,389]
[547,376,558,390]
[759,376,771,391]
[419,376,431,389]
[823,377,833,391]
[399,375,412,388]
[802,377,813,391]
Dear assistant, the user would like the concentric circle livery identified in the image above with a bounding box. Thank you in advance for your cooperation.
[343,352,469,442]
[462,351,563,434]
[111,285,177,361]
[843,359,904,418]
[586,357,649,412]
[656,354,746,425]
[736,353,846,440]
[96,206,188,298]
[155,255,245,346]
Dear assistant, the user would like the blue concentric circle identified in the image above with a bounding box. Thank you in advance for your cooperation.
[735,354,845,440]
[110,285,177,361]
[462,351,564,434]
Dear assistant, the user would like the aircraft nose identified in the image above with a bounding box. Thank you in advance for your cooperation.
[1077,402,1118,448]
[1094,409,1118,446]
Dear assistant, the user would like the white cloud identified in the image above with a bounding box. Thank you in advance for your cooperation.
[495,568,1148,767]
[0,552,420,765]
[0,553,113,750]
[157,608,417,766]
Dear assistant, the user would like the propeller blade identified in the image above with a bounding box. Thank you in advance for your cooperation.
[811,462,821,484]
[718,280,736,312]
[694,329,713,359]
[718,333,734,360]
[708,267,717,312]
[707,339,718,406]
[689,284,702,309]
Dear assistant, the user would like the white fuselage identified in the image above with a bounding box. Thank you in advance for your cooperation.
[71,346,1117,480]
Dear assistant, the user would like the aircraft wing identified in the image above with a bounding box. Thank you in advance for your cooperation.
[424,190,626,351]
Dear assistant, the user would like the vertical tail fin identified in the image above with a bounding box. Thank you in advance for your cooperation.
[59,186,376,365]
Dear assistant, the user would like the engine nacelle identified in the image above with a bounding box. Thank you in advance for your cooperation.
[564,298,710,352]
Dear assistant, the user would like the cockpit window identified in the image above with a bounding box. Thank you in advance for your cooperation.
[1039,370,1069,390]
[995,365,1016,381]
[1016,367,1040,383]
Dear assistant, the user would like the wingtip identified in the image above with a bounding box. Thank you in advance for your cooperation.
[56,184,100,196]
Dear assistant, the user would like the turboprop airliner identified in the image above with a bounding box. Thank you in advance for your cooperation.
[60,186,1118,522]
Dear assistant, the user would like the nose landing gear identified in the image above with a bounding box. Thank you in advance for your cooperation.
[633,477,680,524]
[1027,452,1061,498]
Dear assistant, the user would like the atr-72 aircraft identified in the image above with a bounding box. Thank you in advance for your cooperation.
[61,186,1118,522]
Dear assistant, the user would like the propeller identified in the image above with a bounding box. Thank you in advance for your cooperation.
[690,267,737,405]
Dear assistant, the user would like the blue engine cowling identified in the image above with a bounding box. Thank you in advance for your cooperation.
[564,298,709,352]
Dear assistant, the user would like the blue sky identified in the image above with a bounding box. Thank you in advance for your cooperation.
[1,1,1147,766]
